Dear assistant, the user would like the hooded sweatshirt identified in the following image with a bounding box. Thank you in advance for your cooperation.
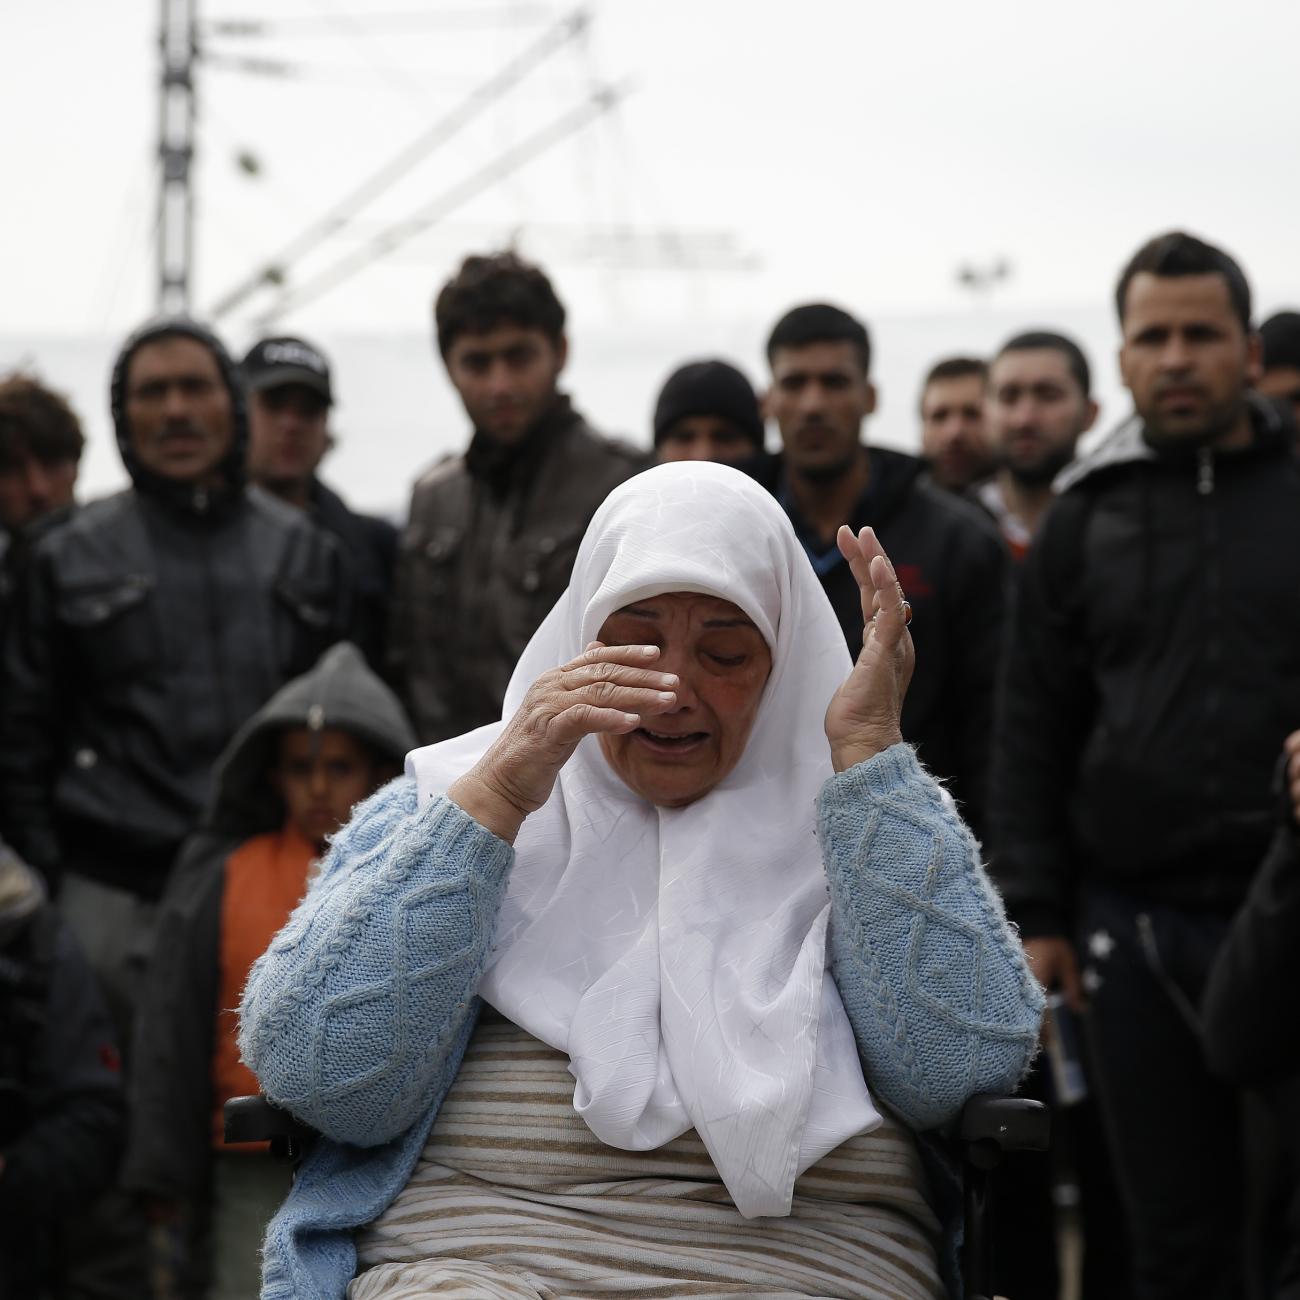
[123,642,415,1202]
[0,319,352,894]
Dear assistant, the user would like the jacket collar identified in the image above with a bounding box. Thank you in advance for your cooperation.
[464,394,577,496]
[1057,392,1287,493]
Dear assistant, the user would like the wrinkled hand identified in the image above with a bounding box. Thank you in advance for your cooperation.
[825,526,916,772]
[448,643,679,843]
[1285,731,1300,824]
[1024,936,1084,1014]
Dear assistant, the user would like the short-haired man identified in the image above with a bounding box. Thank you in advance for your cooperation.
[756,303,1007,834]
[0,373,84,626]
[390,251,647,742]
[992,232,1300,1298]
[0,318,352,1297]
[1258,310,1300,425]
[653,359,765,465]
[980,331,1099,558]
[243,335,398,668]
[919,355,995,493]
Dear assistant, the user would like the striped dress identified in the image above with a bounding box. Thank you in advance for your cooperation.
[350,1017,943,1300]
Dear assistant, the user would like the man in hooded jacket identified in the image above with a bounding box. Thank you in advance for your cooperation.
[992,232,1300,1298]
[0,317,351,1296]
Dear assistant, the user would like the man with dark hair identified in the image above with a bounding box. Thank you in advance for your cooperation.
[243,335,397,669]
[0,373,84,628]
[0,318,352,1296]
[918,356,995,492]
[0,373,83,534]
[980,331,1098,558]
[1258,310,1300,425]
[652,359,765,464]
[993,231,1300,1298]
[391,251,647,741]
[756,302,1007,834]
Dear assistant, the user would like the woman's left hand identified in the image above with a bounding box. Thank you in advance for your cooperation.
[824,525,915,773]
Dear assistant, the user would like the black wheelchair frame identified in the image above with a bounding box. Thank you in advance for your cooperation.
[225,1091,1048,1300]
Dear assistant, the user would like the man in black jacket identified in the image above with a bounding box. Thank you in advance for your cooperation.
[243,335,397,669]
[756,303,1007,835]
[992,231,1300,1299]
[0,317,351,1296]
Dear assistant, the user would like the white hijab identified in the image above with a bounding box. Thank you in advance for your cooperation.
[407,461,880,1217]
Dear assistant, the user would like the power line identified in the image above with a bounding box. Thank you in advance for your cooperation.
[298,0,462,106]
[202,7,553,37]
[256,82,627,323]
[208,6,590,320]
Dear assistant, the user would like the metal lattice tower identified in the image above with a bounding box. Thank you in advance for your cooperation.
[157,0,198,314]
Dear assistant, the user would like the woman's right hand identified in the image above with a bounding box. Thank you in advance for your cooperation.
[448,643,679,843]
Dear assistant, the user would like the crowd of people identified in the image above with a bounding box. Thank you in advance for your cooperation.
[1,229,1299,1300]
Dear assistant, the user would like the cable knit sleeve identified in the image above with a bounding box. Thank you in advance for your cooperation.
[237,776,514,1147]
[818,744,1043,1131]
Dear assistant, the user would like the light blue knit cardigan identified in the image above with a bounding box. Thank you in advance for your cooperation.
[239,744,1043,1300]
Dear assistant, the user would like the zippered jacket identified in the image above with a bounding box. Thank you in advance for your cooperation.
[389,396,647,742]
[0,320,353,895]
[990,397,1300,938]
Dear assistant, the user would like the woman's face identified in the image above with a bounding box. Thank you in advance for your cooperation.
[596,592,772,807]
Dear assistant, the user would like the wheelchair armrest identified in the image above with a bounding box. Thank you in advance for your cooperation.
[223,1094,315,1160]
[959,1094,1051,1296]
[958,1094,1050,1169]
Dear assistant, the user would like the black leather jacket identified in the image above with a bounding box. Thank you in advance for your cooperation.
[0,320,351,895]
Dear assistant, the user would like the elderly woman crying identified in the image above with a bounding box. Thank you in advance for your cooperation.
[239,462,1043,1300]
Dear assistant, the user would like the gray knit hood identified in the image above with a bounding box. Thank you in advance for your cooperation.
[204,642,417,838]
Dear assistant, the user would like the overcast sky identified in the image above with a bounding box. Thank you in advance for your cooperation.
[4,0,1300,507]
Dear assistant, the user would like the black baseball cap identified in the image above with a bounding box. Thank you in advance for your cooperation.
[241,336,333,404]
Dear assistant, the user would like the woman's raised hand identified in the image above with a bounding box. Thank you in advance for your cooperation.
[824,525,916,773]
[448,643,679,843]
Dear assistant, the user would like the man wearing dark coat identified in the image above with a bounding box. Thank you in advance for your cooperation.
[389,252,647,742]
[993,232,1300,1299]
[0,317,352,1297]
[242,335,397,671]
[754,302,1007,839]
